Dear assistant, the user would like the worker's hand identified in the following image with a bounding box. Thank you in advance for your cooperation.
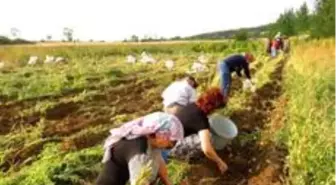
[217,160,228,174]
[247,79,253,85]
[242,79,252,90]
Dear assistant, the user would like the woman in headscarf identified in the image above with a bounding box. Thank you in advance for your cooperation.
[96,112,184,185]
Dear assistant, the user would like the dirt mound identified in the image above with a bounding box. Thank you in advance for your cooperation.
[0,109,41,135]
[45,102,80,120]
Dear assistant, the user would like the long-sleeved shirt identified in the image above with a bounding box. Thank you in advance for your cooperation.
[224,54,251,79]
[161,80,197,108]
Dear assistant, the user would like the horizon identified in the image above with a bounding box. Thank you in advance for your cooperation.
[0,0,315,42]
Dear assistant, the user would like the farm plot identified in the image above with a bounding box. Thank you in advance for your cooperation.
[0,41,293,185]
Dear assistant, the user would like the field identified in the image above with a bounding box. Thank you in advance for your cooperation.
[0,39,334,185]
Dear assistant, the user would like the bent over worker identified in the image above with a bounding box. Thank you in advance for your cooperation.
[217,52,255,99]
[96,112,184,185]
[161,74,198,114]
[170,87,229,174]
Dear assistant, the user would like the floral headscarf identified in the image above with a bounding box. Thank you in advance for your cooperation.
[102,112,184,163]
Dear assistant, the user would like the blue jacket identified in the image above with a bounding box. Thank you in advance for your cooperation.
[223,54,251,79]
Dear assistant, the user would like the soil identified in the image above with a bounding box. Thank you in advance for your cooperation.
[182,58,288,185]
[0,57,289,185]
[0,78,165,169]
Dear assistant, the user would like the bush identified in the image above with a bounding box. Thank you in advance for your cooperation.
[234,31,249,41]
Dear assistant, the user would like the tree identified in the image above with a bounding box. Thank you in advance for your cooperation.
[234,30,248,41]
[274,9,297,36]
[130,35,139,42]
[311,0,335,37]
[63,27,74,42]
[296,2,310,33]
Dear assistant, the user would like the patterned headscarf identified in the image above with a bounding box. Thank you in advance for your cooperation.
[102,112,184,163]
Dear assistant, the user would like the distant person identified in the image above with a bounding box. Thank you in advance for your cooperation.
[216,52,255,100]
[266,38,272,55]
[161,74,199,114]
[96,112,184,185]
[271,32,284,57]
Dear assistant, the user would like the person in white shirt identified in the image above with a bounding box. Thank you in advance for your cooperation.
[161,74,198,163]
[161,74,199,114]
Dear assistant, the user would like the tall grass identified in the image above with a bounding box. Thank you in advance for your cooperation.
[282,39,335,185]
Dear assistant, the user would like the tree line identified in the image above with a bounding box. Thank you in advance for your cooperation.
[271,0,335,38]
[1,0,334,45]
[186,0,335,40]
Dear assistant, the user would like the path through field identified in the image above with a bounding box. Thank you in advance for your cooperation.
[182,57,288,185]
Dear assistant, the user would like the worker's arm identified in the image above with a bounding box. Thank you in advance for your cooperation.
[242,62,251,79]
[157,155,173,185]
[198,129,228,174]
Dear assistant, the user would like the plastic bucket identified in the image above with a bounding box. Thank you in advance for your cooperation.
[208,115,238,150]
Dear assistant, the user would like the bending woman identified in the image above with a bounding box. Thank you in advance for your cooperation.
[172,87,229,173]
[169,116,237,162]
[96,112,184,185]
[217,52,255,98]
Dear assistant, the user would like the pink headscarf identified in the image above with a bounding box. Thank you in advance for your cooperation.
[102,112,184,163]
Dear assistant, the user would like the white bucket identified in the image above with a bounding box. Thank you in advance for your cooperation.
[208,115,238,150]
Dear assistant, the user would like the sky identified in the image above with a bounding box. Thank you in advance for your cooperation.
[0,0,315,41]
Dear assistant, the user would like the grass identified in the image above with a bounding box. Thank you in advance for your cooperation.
[280,39,335,185]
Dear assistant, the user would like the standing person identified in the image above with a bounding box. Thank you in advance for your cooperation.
[217,52,255,99]
[271,32,283,57]
[169,87,229,174]
[161,74,199,114]
[96,112,184,185]
[265,38,273,55]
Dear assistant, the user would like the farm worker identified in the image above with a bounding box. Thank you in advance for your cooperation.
[161,74,198,162]
[271,32,284,57]
[216,52,255,99]
[169,115,237,161]
[282,36,291,53]
[161,74,199,114]
[96,112,184,185]
[169,87,229,174]
[271,38,284,57]
[274,32,281,39]
[265,38,272,55]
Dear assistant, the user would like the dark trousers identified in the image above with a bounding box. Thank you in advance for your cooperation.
[95,160,129,185]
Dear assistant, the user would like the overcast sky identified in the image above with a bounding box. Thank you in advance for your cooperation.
[0,0,315,41]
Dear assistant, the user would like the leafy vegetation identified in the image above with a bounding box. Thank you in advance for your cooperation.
[281,39,335,185]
